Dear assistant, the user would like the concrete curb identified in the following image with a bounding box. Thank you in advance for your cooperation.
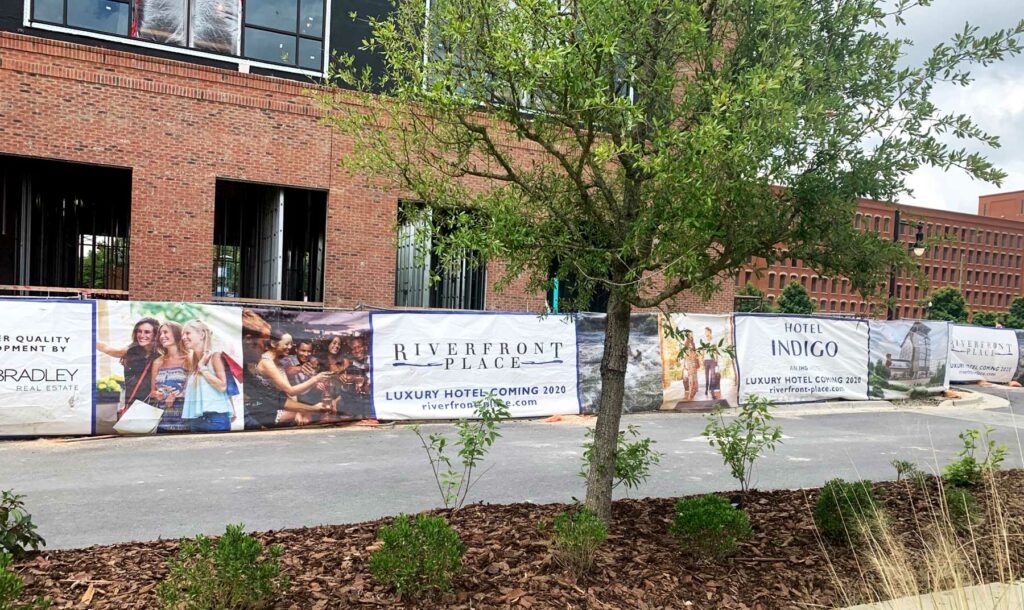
[838,581,1024,609]
[937,388,1009,410]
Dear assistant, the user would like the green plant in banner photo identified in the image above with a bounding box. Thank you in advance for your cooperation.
[369,514,465,598]
[156,524,289,610]
[0,491,45,558]
[670,495,752,560]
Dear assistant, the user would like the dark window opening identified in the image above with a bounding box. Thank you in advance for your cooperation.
[212,180,326,302]
[0,155,131,296]
[395,202,486,310]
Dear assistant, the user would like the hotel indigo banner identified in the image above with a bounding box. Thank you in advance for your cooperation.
[0,300,95,436]
[735,314,870,403]
[947,324,1019,384]
[370,312,580,419]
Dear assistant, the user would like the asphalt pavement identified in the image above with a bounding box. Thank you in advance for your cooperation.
[2,389,1023,549]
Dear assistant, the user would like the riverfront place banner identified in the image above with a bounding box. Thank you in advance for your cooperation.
[0,299,95,436]
[370,312,580,419]
[735,314,870,403]
[947,324,1020,384]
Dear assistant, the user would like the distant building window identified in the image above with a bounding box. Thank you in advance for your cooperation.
[31,0,326,72]
[395,203,486,310]
[768,273,775,289]
[211,180,327,302]
[810,277,818,292]
[0,155,131,296]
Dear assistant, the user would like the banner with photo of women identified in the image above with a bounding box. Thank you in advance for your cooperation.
[658,314,738,411]
[370,312,580,419]
[577,313,664,414]
[947,324,1020,384]
[734,314,870,403]
[868,320,950,399]
[240,309,372,429]
[95,301,243,435]
[0,299,95,436]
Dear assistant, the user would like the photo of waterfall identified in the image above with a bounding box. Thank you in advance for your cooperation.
[576,313,664,413]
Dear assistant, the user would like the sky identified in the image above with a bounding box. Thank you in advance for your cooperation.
[884,1,1024,214]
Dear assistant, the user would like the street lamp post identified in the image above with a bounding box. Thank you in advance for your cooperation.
[887,208,926,321]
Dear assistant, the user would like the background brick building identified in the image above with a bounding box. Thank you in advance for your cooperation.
[739,198,1024,319]
[0,0,734,314]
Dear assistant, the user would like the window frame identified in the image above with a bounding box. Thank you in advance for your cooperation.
[26,0,330,77]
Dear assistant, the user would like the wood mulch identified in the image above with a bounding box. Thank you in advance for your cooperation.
[11,470,1024,609]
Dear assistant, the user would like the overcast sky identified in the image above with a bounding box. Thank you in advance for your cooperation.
[883,1,1024,214]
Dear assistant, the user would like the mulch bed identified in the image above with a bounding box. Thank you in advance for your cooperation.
[11,470,1024,609]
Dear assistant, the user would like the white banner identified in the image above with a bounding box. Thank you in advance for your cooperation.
[947,324,1020,384]
[735,314,870,403]
[370,312,580,419]
[0,300,95,436]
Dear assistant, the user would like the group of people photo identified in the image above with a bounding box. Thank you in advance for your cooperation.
[97,316,241,433]
[242,309,373,429]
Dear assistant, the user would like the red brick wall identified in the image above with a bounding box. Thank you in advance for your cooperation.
[0,32,731,315]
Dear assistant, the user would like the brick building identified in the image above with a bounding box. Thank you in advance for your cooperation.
[979,190,1024,223]
[738,197,1024,319]
[0,0,731,315]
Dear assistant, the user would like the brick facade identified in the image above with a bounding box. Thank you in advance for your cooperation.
[0,32,731,314]
[739,198,1024,319]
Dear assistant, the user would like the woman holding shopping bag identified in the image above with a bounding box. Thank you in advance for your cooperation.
[181,319,237,432]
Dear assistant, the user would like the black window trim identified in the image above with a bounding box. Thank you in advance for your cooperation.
[27,0,329,76]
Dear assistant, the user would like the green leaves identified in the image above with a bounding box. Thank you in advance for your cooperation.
[0,490,45,559]
[369,514,465,597]
[703,394,783,494]
[579,424,662,494]
[412,394,511,510]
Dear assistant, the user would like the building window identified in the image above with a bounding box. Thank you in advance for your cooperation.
[819,298,827,310]
[800,275,808,288]
[810,276,818,292]
[31,0,326,72]
[830,300,837,311]
[768,273,775,289]
[395,203,486,310]
[211,180,327,302]
[0,155,131,296]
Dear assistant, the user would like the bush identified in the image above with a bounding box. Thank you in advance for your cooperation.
[703,394,783,493]
[579,424,662,494]
[943,427,1007,488]
[814,479,881,545]
[550,508,607,578]
[908,387,930,399]
[156,524,288,610]
[670,495,752,560]
[369,514,465,597]
[0,491,45,558]
[943,488,983,532]
[0,551,51,610]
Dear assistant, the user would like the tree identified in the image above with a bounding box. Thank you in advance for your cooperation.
[775,282,816,315]
[928,287,969,323]
[971,311,997,327]
[322,0,1022,522]
[1005,296,1024,329]
[735,282,770,313]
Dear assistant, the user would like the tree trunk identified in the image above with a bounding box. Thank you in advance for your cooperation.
[584,290,632,523]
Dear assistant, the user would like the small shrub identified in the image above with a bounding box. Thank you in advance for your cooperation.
[369,514,465,597]
[670,495,752,560]
[703,394,783,493]
[890,459,927,487]
[943,488,983,531]
[156,524,288,610]
[550,508,607,578]
[0,551,51,610]
[0,491,45,558]
[814,479,882,545]
[942,427,1007,488]
[579,424,663,494]
[411,394,511,510]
